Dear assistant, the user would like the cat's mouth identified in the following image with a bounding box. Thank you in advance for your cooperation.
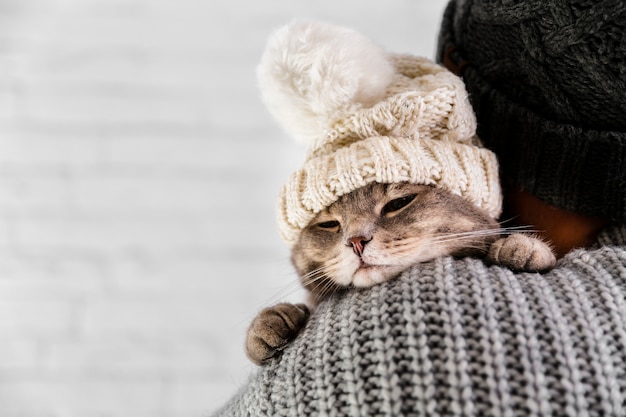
[351,261,396,287]
[358,260,375,269]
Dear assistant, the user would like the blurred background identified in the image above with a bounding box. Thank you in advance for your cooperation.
[0,0,448,415]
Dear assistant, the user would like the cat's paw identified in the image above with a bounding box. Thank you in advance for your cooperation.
[245,303,310,366]
[487,233,556,272]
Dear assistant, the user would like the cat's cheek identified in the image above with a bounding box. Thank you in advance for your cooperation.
[400,244,451,266]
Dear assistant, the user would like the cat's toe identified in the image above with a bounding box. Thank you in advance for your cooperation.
[488,233,556,272]
[245,303,310,365]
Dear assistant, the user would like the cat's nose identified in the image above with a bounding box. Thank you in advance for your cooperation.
[348,236,371,257]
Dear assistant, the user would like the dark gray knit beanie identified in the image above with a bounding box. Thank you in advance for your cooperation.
[437,0,626,222]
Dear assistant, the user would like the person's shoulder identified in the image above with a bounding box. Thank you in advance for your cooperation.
[213,224,626,417]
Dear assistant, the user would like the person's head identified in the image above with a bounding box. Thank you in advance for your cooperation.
[437,0,626,254]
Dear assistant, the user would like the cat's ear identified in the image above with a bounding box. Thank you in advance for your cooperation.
[257,20,395,144]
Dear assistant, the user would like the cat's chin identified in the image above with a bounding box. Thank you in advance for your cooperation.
[351,264,402,287]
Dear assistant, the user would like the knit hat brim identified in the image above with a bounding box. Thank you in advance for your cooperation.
[278,135,501,246]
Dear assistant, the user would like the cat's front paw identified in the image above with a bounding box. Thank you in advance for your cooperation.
[245,303,310,366]
[487,233,556,272]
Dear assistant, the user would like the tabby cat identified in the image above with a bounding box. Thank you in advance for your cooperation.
[245,182,556,365]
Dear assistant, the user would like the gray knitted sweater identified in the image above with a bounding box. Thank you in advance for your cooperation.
[214,225,626,416]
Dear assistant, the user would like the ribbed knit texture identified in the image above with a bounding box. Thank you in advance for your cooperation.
[436,0,626,222]
[213,224,626,416]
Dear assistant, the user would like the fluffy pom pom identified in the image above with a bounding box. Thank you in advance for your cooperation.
[257,20,395,144]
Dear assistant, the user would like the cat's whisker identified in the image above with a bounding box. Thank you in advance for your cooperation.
[302,259,343,297]
[263,283,308,306]
[430,226,541,245]
[430,235,493,245]
[301,268,334,283]
[498,225,539,234]
[498,214,524,225]
[430,228,504,243]
[311,280,334,301]
[261,264,331,305]
[300,264,328,280]
[436,228,502,238]
[300,260,341,285]
[302,275,331,291]
[268,266,340,304]
[315,279,341,302]
[299,270,327,286]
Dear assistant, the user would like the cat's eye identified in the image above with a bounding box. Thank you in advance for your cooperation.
[382,194,417,215]
[316,220,341,231]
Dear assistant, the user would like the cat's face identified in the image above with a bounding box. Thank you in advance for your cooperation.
[291,182,499,302]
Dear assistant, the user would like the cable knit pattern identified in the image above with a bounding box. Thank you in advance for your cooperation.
[312,55,480,155]
[213,224,626,416]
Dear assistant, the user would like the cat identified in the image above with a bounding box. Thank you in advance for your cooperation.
[245,182,556,365]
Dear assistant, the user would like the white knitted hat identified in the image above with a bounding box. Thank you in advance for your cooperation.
[258,21,502,246]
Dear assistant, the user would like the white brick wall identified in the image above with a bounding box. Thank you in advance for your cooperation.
[1,0,448,415]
